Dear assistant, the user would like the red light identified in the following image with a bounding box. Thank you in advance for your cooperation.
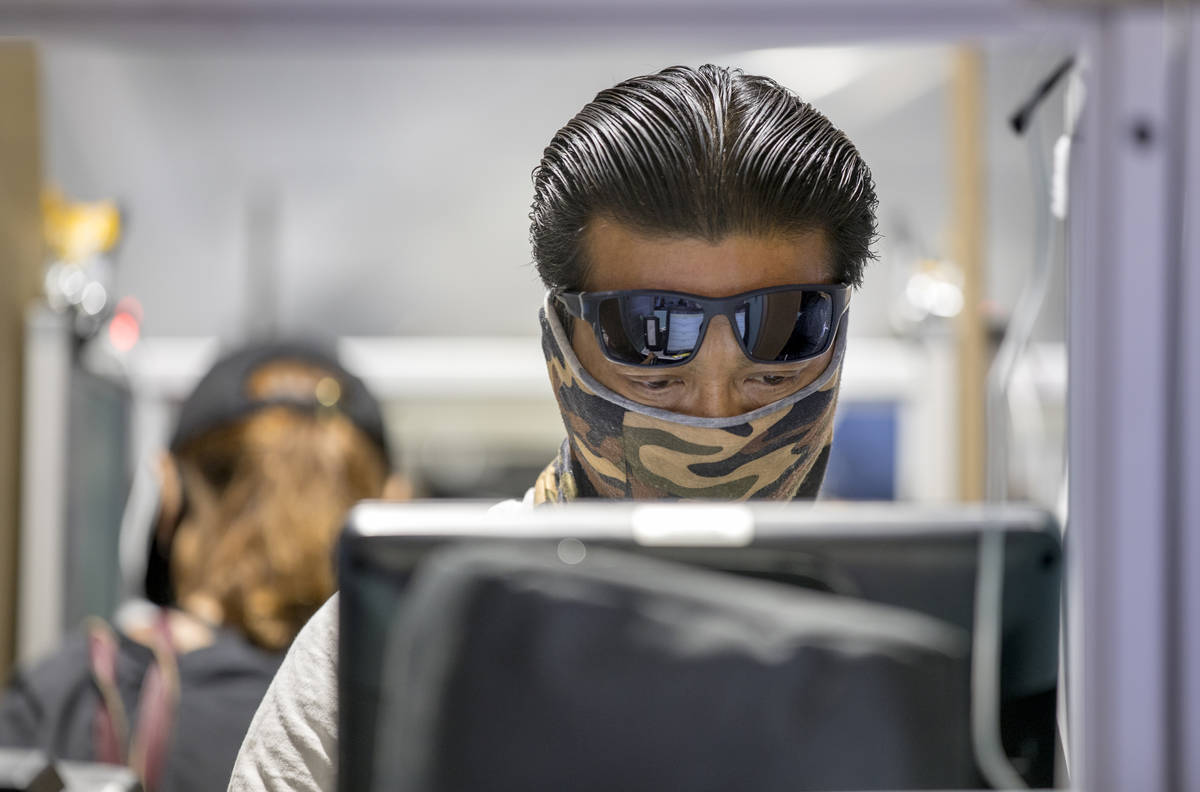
[109,312,140,351]
[115,296,144,323]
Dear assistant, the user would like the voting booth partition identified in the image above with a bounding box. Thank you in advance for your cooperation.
[337,501,1062,791]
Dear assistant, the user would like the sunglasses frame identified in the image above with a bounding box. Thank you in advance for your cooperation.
[554,283,850,368]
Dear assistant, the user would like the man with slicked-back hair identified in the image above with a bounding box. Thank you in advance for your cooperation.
[228,64,877,792]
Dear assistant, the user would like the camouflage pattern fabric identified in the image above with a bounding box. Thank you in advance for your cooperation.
[534,295,845,504]
[533,438,579,505]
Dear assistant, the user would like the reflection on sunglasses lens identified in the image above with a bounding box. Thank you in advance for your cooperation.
[597,289,835,366]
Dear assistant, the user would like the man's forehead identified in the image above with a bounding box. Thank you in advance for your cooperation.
[578,218,836,294]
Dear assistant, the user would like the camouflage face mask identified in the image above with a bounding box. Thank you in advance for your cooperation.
[534,293,846,504]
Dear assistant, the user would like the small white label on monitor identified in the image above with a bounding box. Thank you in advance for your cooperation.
[631,504,754,546]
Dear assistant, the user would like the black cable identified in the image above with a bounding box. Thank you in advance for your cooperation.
[1010,57,1077,136]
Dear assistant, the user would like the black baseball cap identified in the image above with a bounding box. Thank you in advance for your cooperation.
[169,340,392,467]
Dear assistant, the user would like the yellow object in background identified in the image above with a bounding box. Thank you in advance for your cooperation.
[43,188,122,263]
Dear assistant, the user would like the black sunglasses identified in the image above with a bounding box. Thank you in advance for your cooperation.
[554,284,849,368]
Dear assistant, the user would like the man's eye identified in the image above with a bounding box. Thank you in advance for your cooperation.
[632,379,675,391]
[754,374,796,387]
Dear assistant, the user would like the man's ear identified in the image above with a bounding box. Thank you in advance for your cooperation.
[154,451,185,544]
[381,472,415,501]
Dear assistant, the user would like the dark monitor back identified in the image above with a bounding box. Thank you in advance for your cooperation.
[338,501,1061,792]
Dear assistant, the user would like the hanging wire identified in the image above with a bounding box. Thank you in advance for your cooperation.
[972,54,1078,791]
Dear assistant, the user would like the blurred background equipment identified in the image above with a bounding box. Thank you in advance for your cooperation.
[0,748,142,791]
[0,748,62,792]
[40,190,122,340]
[18,191,134,670]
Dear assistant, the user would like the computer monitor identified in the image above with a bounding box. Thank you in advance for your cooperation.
[338,500,1061,791]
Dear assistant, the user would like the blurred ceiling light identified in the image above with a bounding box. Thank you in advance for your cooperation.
[80,282,108,316]
[61,266,87,304]
[904,259,965,320]
[42,189,121,264]
[116,296,144,323]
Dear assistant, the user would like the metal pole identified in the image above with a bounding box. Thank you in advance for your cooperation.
[950,47,988,503]
[1069,8,1177,791]
[0,41,44,682]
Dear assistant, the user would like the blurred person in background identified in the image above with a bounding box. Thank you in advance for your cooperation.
[0,341,405,792]
[229,63,877,792]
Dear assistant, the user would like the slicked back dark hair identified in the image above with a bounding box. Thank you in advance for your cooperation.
[530,64,878,290]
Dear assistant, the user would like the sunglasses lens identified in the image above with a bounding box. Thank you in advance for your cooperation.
[597,294,706,365]
[587,289,838,366]
[738,290,835,363]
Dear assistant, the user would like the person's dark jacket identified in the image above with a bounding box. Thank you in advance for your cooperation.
[0,620,283,792]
